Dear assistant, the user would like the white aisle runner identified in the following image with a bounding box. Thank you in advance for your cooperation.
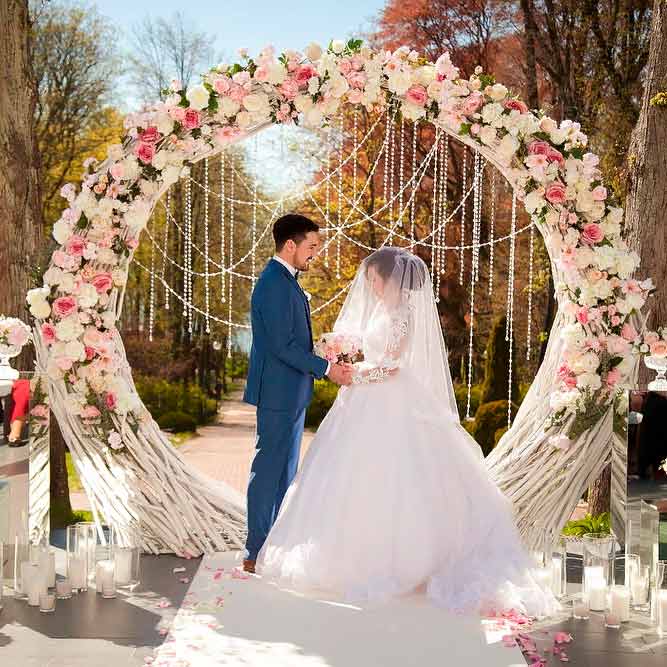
[149,551,527,667]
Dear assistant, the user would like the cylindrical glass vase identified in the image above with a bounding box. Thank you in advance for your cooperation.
[582,532,616,611]
[113,544,141,590]
[66,525,89,592]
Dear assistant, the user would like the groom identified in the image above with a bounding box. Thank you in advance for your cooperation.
[242,213,353,573]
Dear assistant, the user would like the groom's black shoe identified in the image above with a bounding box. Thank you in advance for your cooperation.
[243,559,256,574]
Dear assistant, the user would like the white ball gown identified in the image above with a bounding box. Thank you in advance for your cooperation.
[257,248,556,617]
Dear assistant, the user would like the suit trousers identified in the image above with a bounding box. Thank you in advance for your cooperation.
[245,406,306,561]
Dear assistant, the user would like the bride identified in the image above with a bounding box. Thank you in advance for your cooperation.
[257,247,556,616]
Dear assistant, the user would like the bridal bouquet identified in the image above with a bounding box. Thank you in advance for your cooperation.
[315,332,364,365]
[0,316,31,356]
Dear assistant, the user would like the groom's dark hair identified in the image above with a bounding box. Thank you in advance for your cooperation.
[273,214,319,250]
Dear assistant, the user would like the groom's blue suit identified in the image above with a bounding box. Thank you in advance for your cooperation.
[243,258,328,561]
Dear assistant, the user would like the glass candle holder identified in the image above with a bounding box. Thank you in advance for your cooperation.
[66,525,89,592]
[102,578,116,599]
[37,545,56,589]
[655,561,666,632]
[74,522,99,585]
[609,585,631,623]
[583,532,615,610]
[113,544,141,590]
[39,592,56,613]
[55,578,72,600]
[94,546,115,595]
[573,592,590,620]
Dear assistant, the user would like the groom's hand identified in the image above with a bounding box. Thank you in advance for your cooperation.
[327,363,353,386]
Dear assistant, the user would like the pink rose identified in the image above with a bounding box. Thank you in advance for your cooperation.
[575,307,589,325]
[347,71,367,90]
[85,346,96,361]
[183,109,201,131]
[527,140,550,156]
[611,315,621,326]
[406,84,428,107]
[606,368,621,387]
[110,163,124,180]
[7,324,29,347]
[650,340,667,358]
[41,323,56,345]
[504,99,528,113]
[141,126,161,144]
[556,362,572,380]
[30,404,49,420]
[295,64,317,87]
[546,147,564,166]
[253,65,269,82]
[52,296,78,319]
[644,331,659,345]
[581,223,604,245]
[592,186,608,201]
[229,84,247,102]
[91,272,113,294]
[232,71,251,86]
[621,322,638,341]
[65,235,86,257]
[338,59,353,75]
[81,405,101,421]
[461,92,483,116]
[168,106,187,122]
[545,182,567,204]
[105,392,117,410]
[214,126,240,144]
[351,55,364,71]
[280,78,299,100]
[134,142,155,164]
[563,375,577,389]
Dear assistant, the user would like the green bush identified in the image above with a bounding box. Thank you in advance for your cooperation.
[305,380,339,428]
[494,426,508,446]
[471,400,518,456]
[454,383,482,420]
[134,374,217,426]
[158,411,198,433]
[479,316,519,406]
[562,512,610,537]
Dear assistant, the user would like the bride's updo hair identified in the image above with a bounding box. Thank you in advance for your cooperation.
[364,247,427,291]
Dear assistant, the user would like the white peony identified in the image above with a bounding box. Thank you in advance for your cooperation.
[235,111,253,130]
[481,102,503,126]
[266,63,287,85]
[486,83,508,102]
[186,84,210,111]
[387,71,412,96]
[330,39,345,54]
[524,189,545,214]
[400,101,426,122]
[478,125,497,146]
[124,199,152,234]
[53,219,73,245]
[242,92,270,114]
[304,42,323,61]
[576,372,602,390]
[43,267,63,287]
[155,112,174,136]
[571,351,600,374]
[55,316,84,342]
[77,283,99,309]
[64,340,86,362]
[220,97,241,117]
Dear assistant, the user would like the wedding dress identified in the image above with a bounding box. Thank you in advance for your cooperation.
[257,247,557,616]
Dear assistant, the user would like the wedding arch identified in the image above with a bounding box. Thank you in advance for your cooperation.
[27,39,664,555]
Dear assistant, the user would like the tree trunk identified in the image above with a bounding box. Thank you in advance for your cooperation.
[625,0,667,386]
[0,0,42,370]
[50,416,74,527]
[587,464,611,517]
[520,0,540,110]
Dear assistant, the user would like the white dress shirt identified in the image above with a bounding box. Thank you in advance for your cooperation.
[272,255,330,376]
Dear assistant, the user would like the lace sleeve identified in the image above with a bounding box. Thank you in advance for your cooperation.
[352,309,410,385]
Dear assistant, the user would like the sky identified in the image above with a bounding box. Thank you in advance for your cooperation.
[94,0,386,72]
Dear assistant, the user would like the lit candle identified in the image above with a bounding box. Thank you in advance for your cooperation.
[551,556,563,597]
[584,565,604,591]
[38,549,56,588]
[55,579,72,599]
[95,560,115,593]
[114,548,133,585]
[589,582,607,611]
[609,586,630,623]
[658,591,667,634]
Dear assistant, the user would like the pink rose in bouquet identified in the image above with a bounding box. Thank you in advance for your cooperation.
[314,332,364,365]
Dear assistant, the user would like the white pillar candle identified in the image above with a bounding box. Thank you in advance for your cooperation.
[95,560,115,592]
[610,586,630,623]
[589,582,607,611]
[658,591,667,634]
[68,555,86,590]
[114,548,133,585]
[38,549,56,588]
[584,565,605,592]
[551,556,563,597]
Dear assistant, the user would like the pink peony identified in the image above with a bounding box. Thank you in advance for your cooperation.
[546,147,564,166]
[52,296,78,319]
[503,99,528,113]
[545,182,567,204]
[253,65,269,82]
[85,346,96,361]
[338,58,353,75]
[347,71,367,89]
[91,272,114,294]
[592,185,608,201]
[41,322,56,345]
[280,78,299,100]
[621,322,638,341]
[105,392,117,410]
[213,76,232,95]
[406,84,428,107]
[581,223,604,245]
[65,235,86,257]
[168,106,187,122]
[183,109,201,130]
[140,126,161,144]
[650,340,667,358]
[81,405,101,422]
[461,92,483,116]
[134,142,155,164]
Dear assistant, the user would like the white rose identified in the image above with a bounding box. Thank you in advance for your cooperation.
[330,39,345,54]
[593,246,616,270]
[122,157,141,182]
[242,92,270,114]
[427,80,443,101]
[186,84,210,111]
[95,197,115,220]
[53,219,73,245]
[75,188,97,217]
[486,83,508,102]
[550,129,567,145]
[481,102,503,125]
[416,65,436,86]
[497,134,519,164]
[102,311,116,329]
[329,75,349,98]
[400,101,426,122]
[267,63,287,85]
[294,94,314,112]
[576,189,594,213]
[152,151,169,171]
[124,199,151,234]
[96,248,118,265]
[303,107,324,128]
[235,111,253,130]
[27,286,50,306]
[162,164,181,187]
[571,351,600,374]
[155,112,174,136]
[607,207,623,225]
[107,144,124,161]
[615,251,639,278]
[576,372,602,390]
[304,42,323,61]
[59,272,76,293]
[29,299,51,320]
[478,125,497,146]
[573,246,595,269]
[77,283,99,309]
[220,97,241,117]
[43,267,63,286]
[524,189,545,214]
[55,316,83,342]
[307,76,320,95]
[64,340,86,362]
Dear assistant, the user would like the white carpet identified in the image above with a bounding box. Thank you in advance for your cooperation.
[148,550,527,667]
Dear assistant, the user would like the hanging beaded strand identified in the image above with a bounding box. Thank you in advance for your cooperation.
[184,178,193,335]
[397,117,405,230]
[526,220,535,361]
[227,152,236,355]
[430,128,441,295]
[409,121,418,249]
[459,148,467,285]
[324,149,331,267]
[162,188,171,310]
[336,112,344,279]
[148,217,156,342]
[488,170,496,296]
[506,191,517,427]
[439,134,449,277]
[251,136,258,288]
[220,151,226,302]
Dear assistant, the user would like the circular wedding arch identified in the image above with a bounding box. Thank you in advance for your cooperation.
[29,41,654,555]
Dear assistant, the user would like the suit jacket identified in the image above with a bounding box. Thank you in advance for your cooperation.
[243,259,328,413]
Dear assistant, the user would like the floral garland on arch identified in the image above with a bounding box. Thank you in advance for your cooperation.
[26,37,663,457]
